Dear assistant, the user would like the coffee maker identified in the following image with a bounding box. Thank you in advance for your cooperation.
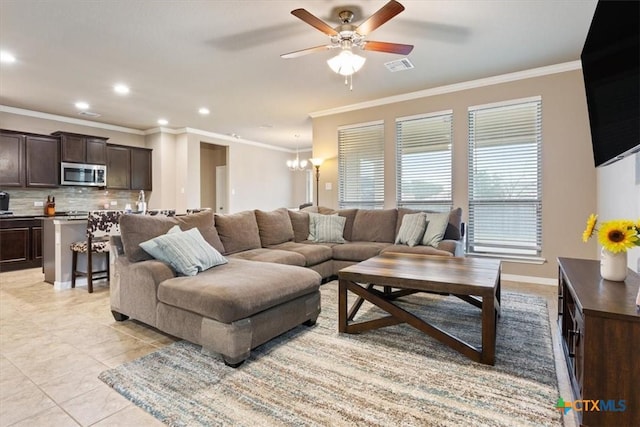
[0,191,10,214]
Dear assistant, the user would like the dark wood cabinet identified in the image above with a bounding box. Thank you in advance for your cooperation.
[0,218,43,271]
[130,147,152,191]
[54,131,107,164]
[106,145,131,189]
[106,145,152,191]
[25,135,59,187]
[0,131,25,187]
[557,257,639,427]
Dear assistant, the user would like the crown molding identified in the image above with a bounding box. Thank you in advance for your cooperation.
[0,105,146,134]
[309,60,582,118]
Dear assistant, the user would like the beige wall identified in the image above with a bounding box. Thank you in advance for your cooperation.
[312,70,598,280]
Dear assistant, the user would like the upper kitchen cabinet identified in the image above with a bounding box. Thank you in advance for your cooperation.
[130,147,152,191]
[0,130,25,187]
[106,145,130,190]
[26,135,59,187]
[53,131,107,164]
[106,145,152,191]
[0,130,58,188]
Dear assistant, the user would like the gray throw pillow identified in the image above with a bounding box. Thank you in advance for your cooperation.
[312,214,346,243]
[140,227,227,276]
[395,212,427,247]
[422,212,450,247]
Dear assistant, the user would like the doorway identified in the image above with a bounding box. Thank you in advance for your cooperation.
[200,143,228,213]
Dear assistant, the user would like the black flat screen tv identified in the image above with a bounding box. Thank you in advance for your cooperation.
[581,0,639,167]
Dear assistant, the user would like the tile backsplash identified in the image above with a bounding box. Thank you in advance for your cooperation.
[2,187,147,215]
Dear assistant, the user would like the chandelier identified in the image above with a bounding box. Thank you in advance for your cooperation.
[287,137,308,171]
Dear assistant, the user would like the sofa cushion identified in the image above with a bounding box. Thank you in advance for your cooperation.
[175,210,225,254]
[422,212,450,247]
[288,210,310,242]
[254,208,295,246]
[214,210,261,254]
[397,207,463,242]
[395,212,427,247]
[311,214,346,243]
[351,209,398,243]
[157,258,321,323]
[227,248,305,267]
[337,209,358,241]
[268,241,333,266]
[332,242,392,262]
[380,244,454,257]
[120,214,178,262]
[141,227,228,276]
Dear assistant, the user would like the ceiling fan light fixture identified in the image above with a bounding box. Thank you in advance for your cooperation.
[327,49,366,76]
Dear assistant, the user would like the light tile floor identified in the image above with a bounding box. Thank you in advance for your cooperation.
[0,268,577,426]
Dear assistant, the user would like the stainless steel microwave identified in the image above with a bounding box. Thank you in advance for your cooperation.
[60,162,107,187]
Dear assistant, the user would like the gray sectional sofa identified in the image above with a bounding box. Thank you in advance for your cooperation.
[109,206,463,366]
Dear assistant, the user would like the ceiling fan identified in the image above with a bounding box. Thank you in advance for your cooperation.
[281,0,413,83]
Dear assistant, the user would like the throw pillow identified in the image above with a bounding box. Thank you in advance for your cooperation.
[308,212,339,241]
[141,227,227,276]
[312,214,346,243]
[395,212,427,247]
[119,213,178,262]
[422,212,450,247]
[139,225,182,265]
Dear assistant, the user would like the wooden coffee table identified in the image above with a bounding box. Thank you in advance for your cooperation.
[338,252,501,365]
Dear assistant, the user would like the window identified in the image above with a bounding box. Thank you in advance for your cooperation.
[338,121,384,209]
[467,97,542,258]
[396,111,453,212]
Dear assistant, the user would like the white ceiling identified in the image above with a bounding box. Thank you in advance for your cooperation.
[0,0,598,150]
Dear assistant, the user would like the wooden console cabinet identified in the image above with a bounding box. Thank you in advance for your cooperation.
[557,257,639,427]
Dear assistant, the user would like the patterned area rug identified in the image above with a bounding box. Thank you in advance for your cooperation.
[99,282,561,426]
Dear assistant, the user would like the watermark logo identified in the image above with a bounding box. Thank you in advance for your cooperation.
[555,398,627,414]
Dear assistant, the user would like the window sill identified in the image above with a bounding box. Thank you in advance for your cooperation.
[465,253,547,265]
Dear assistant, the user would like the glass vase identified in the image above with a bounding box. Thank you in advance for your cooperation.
[600,248,628,281]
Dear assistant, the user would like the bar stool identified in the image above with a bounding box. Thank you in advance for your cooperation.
[70,210,123,293]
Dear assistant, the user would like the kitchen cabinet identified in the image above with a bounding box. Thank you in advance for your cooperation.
[130,147,152,191]
[26,135,59,187]
[53,131,107,164]
[106,145,152,191]
[0,217,43,271]
[106,145,131,189]
[0,130,25,187]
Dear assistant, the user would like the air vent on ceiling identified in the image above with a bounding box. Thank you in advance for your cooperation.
[78,111,101,117]
[384,58,414,72]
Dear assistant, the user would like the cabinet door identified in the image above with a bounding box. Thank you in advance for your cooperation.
[0,228,29,265]
[0,132,25,187]
[86,138,107,164]
[130,148,152,191]
[26,136,59,187]
[60,134,85,163]
[107,146,130,189]
[32,225,43,260]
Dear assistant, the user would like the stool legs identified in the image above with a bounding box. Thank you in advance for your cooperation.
[71,251,78,288]
[87,248,93,294]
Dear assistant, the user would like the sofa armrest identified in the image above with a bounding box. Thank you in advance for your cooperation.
[437,239,465,257]
[111,248,176,327]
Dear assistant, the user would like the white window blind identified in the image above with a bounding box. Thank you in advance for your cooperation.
[338,121,384,209]
[396,111,453,212]
[467,98,542,257]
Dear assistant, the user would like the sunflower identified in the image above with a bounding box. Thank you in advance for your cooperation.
[582,214,598,242]
[597,220,638,253]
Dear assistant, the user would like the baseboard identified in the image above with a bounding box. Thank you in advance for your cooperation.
[502,273,556,286]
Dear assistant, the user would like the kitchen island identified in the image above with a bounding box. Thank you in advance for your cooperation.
[42,216,107,290]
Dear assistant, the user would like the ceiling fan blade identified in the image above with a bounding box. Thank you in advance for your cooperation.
[363,41,414,55]
[291,9,338,36]
[281,45,331,59]
[356,0,405,36]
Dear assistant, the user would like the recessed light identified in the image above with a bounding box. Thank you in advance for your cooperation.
[75,101,90,110]
[113,84,130,95]
[198,107,210,115]
[0,51,16,63]
[157,119,168,126]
